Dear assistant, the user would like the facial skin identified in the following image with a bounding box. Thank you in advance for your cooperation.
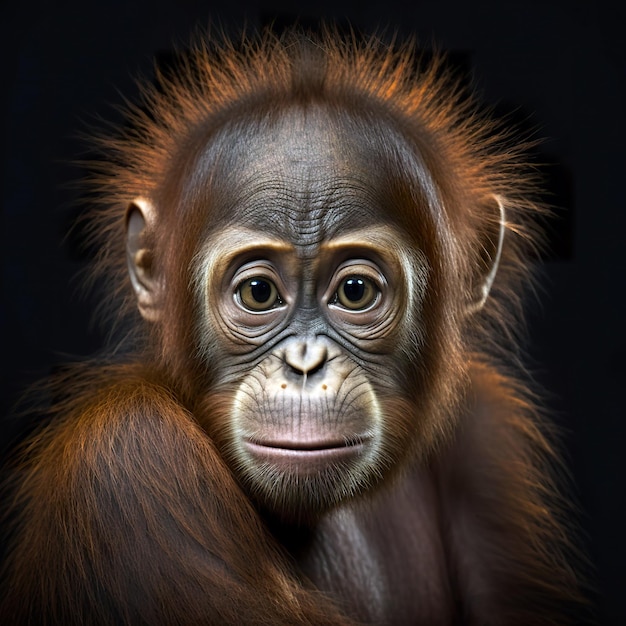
[158,105,432,517]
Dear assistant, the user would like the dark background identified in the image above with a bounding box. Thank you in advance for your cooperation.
[1,1,624,623]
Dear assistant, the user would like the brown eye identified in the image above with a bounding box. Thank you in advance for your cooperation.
[336,276,378,310]
[238,277,281,311]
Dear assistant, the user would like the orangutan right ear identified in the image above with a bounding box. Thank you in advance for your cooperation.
[125,198,163,322]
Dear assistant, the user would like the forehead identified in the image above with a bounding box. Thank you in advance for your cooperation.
[188,104,416,245]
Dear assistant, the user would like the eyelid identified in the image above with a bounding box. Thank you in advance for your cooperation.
[231,261,284,291]
[331,260,387,291]
[321,259,388,319]
[230,261,290,313]
[231,259,278,278]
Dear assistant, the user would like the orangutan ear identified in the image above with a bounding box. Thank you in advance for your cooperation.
[467,195,506,313]
[125,197,163,322]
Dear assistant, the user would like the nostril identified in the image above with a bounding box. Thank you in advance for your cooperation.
[286,361,302,376]
[283,341,328,377]
[287,360,325,377]
[287,363,305,377]
[306,359,325,377]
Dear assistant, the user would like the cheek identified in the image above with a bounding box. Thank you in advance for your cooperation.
[334,307,413,351]
[205,293,292,357]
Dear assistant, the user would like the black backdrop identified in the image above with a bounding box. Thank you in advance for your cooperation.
[1,1,624,623]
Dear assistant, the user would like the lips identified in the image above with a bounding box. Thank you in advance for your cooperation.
[244,437,367,472]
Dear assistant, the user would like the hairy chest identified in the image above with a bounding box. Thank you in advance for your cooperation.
[293,470,456,624]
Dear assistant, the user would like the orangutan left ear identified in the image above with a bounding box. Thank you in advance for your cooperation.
[467,195,506,313]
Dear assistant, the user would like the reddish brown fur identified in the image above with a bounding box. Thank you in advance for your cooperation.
[2,365,352,624]
[1,28,582,625]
